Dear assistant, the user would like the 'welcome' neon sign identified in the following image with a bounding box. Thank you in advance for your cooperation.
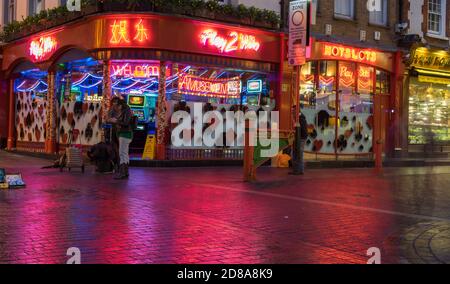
[29,36,58,61]
[178,75,241,98]
[200,29,261,53]
[112,63,160,78]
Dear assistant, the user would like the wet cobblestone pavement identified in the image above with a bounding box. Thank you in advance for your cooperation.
[1,151,450,264]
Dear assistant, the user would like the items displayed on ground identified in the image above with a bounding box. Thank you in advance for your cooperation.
[0,168,26,189]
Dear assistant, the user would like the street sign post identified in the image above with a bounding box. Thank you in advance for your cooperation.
[288,0,310,66]
[288,0,311,175]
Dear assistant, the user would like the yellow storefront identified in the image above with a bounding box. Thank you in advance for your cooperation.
[406,47,450,156]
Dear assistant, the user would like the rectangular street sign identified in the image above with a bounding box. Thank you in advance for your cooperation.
[288,0,310,66]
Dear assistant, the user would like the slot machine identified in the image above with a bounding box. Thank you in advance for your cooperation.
[127,94,157,153]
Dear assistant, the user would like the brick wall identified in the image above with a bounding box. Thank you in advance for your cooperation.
[282,0,399,49]
[420,0,450,48]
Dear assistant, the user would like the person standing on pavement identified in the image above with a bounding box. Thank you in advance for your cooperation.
[108,98,134,180]
[298,112,308,174]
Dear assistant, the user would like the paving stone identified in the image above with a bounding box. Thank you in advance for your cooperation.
[1,151,450,264]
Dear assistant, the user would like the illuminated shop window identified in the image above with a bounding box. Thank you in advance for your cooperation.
[409,77,450,145]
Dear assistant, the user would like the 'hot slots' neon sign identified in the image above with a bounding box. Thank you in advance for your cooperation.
[323,44,377,64]
[200,29,261,53]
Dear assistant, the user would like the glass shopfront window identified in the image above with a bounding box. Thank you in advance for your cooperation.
[409,77,450,145]
[300,60,388,156]
[14,69,48,144]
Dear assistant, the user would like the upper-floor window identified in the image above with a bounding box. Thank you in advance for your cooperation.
[428,0,446,36]
[369,0,388,26]
[334,0,354,20]
[28,0,44,16]
[3,0,15,25]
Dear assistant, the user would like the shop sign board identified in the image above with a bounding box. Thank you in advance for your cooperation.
[418,75,450,85]
[109,19,150,45]
[3,14,282,72]
[288,0,310,66]
[178,75,241,99]
[111,62,160,78]
[323,44,377,63]
[29,36,58,62]
[411,48,450,71]
[200,29,261,54]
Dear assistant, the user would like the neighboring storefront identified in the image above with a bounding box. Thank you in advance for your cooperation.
[298,39,400,159]
[405,47,450,156]
[1,13,284,160]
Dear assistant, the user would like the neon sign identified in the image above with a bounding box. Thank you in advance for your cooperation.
[358,66,373,91]
[339,65,355,88]
[247,80,263,93]
[112,63,160,78]
[323,44,377,64]
[29,36,58,61]
[110,19,150,44]
[200,29,261,53]
[178,75,241,98]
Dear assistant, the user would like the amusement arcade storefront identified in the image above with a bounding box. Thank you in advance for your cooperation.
[298,40,401,159]
[2,13,283,160]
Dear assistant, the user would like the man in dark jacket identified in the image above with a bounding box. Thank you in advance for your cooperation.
[299,113,308,174]
[108,98,134,180]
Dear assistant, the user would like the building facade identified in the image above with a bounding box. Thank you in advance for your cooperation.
[402,0,450,157]
[279,0,404,159]
[1,0,63,27]
[0,4,284,161]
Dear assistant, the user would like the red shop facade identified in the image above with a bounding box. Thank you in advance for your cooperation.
[295,39,404,159]
[0,13,285,160]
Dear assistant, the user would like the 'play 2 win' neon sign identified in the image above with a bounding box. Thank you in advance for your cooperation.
[29,36,58,61]
[200,29,261,53]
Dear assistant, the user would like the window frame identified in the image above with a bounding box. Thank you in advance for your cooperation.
[427,0,447,37]
[368,0,389,26]
[334,0,355,20]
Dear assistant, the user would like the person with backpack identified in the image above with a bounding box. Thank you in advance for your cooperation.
[108,97,135,180]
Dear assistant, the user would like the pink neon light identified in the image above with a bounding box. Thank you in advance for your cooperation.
[178,74,241,98]
[200,29,260,53]
[29,36,58,61]
[112,63,160,78]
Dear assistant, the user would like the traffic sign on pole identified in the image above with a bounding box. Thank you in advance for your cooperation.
[288,0,311,66]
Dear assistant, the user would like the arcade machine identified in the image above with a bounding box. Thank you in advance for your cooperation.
[242,79,268,110]
[126,93,157,153]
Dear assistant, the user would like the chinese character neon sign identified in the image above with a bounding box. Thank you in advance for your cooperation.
[134,19,149,42]
[29,36,58,61]
[178,75,241,98]
[323,44,377,64]
[200,29,261,53]
[110,19,149,45]
[112,62,160,78]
